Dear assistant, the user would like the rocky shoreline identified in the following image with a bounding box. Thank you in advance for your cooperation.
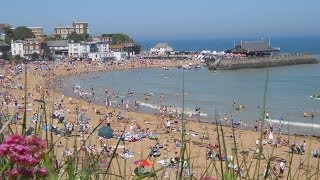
[206,54,319,70]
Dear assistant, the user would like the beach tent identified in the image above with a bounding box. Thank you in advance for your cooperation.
[98,126,114,139]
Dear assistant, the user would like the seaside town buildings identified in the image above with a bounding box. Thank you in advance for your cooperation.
[28,27,44,38]
[54,21,89,39]
[11,39,44,58]
[2,21,143,61]
[150,43,174,55]
[11,40,24,57]
[10,26,44,38]
[46,40,69,56]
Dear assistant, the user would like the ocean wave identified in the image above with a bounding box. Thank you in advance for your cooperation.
[139,102,208,117]
[266,118,320,128]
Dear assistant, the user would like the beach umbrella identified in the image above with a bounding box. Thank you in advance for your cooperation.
[98,126,114,139]
[134,159,153,167]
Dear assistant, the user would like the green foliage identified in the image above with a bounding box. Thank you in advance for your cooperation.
[4,26,34,45]
[32,52,39,60]
[67,32,89,42]
[0,52,9,60]
[44,35,62,41]
[3,27,14,45]
[43,46,52,59]
[13,26,34,40]
[103,33,133,44]
[15,54,21,60]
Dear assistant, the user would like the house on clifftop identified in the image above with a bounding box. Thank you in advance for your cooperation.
[225,41,280,57]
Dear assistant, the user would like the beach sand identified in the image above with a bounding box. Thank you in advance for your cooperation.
[1,59,320,179]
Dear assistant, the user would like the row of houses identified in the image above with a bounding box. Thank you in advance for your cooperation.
[8,38,141,61]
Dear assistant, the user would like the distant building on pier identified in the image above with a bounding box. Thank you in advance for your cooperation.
[225,41,280,56]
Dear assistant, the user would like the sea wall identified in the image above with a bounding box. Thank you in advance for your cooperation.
[206,55,319,70]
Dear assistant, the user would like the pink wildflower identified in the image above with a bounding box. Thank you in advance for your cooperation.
[38,168,48,176]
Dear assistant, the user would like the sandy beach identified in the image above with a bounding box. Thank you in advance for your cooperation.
[1,58,320,179]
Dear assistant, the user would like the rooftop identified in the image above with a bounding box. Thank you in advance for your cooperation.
[46,40,69,47]
[227,41,279,53]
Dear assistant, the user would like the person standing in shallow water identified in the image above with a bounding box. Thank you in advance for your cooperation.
[254,120,258,131]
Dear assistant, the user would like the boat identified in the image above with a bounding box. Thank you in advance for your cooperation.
[182,64,191,70]
[194,64,203,69]
[162,66,169,70]
[310,94,320,100]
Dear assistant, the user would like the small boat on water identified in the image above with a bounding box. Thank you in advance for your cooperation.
[182,64,192,70]
[310,94,320,100]
[162,66,169,70]
[193,64,203,69]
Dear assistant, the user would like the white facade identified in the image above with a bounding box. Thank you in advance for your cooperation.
[96,42,109,53]
[112,52,128,61]
[68,42,90,58]
[11,40,24,57]
[150,43,174,55]
[88,52,112,61]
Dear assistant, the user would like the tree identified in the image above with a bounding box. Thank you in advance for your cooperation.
[101,33,133,44]
[13,26,34,40]
[1,52,9,60]
[4,27,14,45]
[4,26,34,45]
[31,52,39,60]
[14,54,21,60]
[110,33,133,44]
[67,32,89,42]
[43,46,52,59]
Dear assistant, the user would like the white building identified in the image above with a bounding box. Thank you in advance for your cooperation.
[11,40,24,57]
[150,43,174,55]
[68,42,90,58]
[111,52,128,61]
[46,40,69,55]
[96,42,109,53]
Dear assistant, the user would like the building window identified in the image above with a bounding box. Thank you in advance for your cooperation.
[76,29,80,33]
[80,29,83,33]
[14,50,16,54]
[76,25,79,28]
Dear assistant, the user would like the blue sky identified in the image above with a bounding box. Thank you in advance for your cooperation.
[1,0,319,40]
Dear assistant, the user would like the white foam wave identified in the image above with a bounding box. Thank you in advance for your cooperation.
[139,102,208,117]
[139,102,160,109]
[266,118,320,128]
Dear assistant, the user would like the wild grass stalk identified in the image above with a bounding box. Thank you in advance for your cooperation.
[178,68,186,180]
[22,62,27,134]
[254,70,269,179]
[214,109,224,180]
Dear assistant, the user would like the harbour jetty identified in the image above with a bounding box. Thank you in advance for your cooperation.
[206,54,319,70]
[204,41,318,70]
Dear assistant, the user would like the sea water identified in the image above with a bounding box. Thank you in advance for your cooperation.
[60,36,320,136]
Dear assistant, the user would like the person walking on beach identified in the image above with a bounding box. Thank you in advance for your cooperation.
[279,161,285,177]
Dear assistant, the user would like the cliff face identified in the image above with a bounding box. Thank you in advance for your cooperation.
[206,55,319,70]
